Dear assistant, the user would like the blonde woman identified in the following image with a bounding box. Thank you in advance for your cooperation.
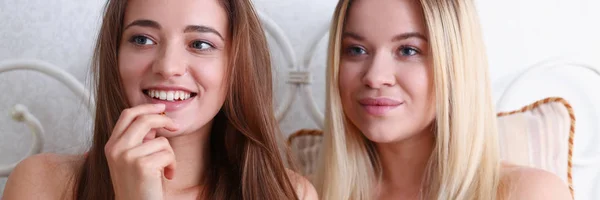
[316,0,572,199]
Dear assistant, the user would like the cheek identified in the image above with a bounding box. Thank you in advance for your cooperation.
[118,49,154,102]
[338,63,363,100]
[398,64,435,121]
[338,63,367,129]
[190,58,228,98]
[399,64,432,101]
[119,48,154,77]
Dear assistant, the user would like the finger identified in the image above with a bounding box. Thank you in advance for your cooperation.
[143,130,157,143]
[127,137,172,158]
[110,104,166,141]
[119,115,179,147]
[140,149,176,180]
[164,162,175,180]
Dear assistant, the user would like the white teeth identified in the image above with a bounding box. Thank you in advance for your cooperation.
[147,90,193,101]
[166,91,174,101]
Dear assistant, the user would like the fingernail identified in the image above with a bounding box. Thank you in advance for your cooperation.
[155,104,165,109]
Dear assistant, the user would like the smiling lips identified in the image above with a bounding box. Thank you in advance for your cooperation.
[146,89,194,101]
[358,97,404,116]
[143,89,198,112]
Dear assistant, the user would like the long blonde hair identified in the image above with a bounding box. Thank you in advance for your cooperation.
[316,0,501,199]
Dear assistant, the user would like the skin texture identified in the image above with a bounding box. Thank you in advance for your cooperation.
[339,0,435,145]
[118,0,229,140]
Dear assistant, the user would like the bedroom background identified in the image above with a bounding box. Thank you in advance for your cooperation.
[1,0,599,199]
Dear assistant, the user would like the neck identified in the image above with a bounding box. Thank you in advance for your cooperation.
[162,122,212,194]
[375,127,435,197]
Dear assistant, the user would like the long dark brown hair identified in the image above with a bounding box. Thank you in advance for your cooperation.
[74,0,299,199]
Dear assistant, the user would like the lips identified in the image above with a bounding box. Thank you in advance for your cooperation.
[358,97,404,116]
[142,86,198,112]
[358,98,403,106]
[145,89,195,101]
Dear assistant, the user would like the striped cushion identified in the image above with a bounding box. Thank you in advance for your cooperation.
[496,97,575,196]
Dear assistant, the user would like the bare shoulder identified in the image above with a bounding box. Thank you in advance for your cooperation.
[500,164,572,200]
[3,153,84,200]
[286,169,319,200]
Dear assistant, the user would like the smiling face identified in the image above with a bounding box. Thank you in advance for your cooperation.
[118,0,229,137]
[338,0,436,143]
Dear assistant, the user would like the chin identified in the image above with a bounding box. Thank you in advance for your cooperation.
[363,132,403,143]
[359,126,415,144]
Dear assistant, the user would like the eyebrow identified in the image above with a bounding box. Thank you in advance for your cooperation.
[123,19,225,41]
[342,31,428,42]
[124,19,161,30]
[392,32,428,42]
[342,32,365,41]
[184,25,225,41]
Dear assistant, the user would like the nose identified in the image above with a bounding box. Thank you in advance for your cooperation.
[362,52,396,88]
[152,43,187,79]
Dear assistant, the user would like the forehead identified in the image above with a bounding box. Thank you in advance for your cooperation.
[344,0,428,38]
[123,0,229,35]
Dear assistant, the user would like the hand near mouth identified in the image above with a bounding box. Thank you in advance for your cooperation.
[142,112,168,143]
[104,104,179,200]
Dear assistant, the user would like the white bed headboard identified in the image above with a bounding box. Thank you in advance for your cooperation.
[2,0,599,199]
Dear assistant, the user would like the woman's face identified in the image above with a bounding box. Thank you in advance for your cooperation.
[118,0,229,137]
[339,0,436,144]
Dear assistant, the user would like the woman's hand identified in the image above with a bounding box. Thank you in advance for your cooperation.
[105,104,179,200]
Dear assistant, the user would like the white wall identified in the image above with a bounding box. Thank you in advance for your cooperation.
[477,2,600,199]
[0,0,104,195]
[1,0,599,198]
